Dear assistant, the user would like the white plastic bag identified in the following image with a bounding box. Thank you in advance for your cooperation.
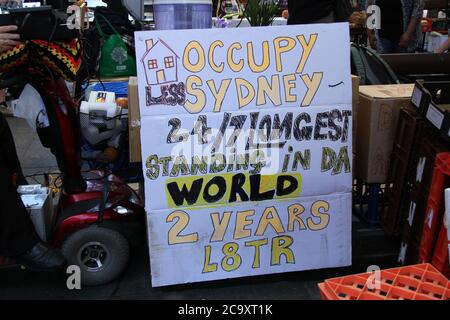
[12,84,49,132]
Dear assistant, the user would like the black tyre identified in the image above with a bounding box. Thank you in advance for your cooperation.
[61,226,130,286]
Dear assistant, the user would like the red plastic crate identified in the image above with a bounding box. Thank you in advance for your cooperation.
[419,153,450,263]
[398,130,448,265]
[432,223,450,277]
[318,264,450,300]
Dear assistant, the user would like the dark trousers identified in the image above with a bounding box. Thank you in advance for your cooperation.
[0,113,40,257]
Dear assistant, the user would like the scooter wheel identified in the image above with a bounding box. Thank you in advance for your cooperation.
[61,226,130,286]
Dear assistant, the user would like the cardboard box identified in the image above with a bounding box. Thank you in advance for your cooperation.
[352,75,360,179]
[356,84,415,183]
[128,77,142,163]
[352,75,360,151]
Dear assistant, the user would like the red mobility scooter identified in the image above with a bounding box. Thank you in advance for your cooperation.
[1,66,146,286]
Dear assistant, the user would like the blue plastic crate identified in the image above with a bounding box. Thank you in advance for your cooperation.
[92,82,129,98]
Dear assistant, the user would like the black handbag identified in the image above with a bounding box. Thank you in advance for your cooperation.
[351,43,400,85]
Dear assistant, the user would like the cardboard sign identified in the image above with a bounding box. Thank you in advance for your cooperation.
[136,24,353,287]
[148,193,352,287]
[135,24,351,116]
[141,105,352,211]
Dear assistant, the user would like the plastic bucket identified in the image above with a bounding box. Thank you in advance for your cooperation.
[153,0,212,30]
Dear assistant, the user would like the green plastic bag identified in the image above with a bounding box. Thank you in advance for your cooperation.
[96,14,136,78]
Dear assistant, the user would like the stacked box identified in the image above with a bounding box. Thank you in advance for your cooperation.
[128,77,142,163]
[356,84,415,183]
[411,80,450,142]
[352,75,360,178]
[381,108,427,235]
[398,127,448,265]
[352,75,359,152]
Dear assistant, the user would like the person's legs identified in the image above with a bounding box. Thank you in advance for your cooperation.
[376,37,397,54]
[397,44,416,54]
[0,160,41,257]
[0,113,40,257]
[0,113,66,270]
[0,112,23,177]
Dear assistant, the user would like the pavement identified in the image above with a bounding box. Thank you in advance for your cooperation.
[6,117,59,182]
[0,116,400,300]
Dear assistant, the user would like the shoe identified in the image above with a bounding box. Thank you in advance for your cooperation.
[16,243,67,272]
